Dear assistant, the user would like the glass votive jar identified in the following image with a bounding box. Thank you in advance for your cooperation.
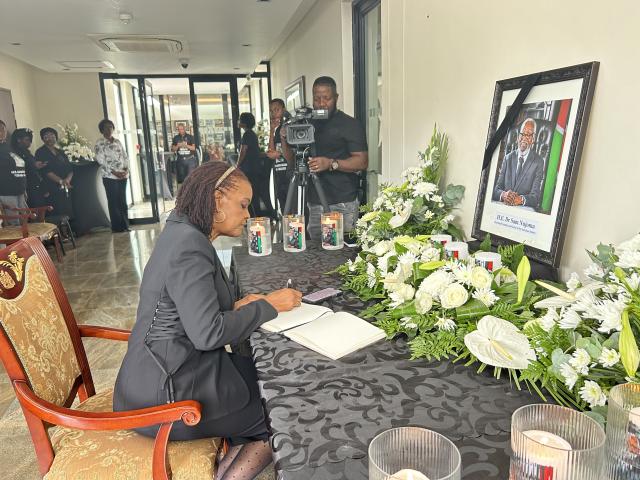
[474,251,502,272]
[321,212,344,250]
[605,383,640,479]
[444,241,469,261]
[431,234,452,246]
[283,214,306,252]
[247,217,271,257]
[510,404,605,480]
[369,427,461,480]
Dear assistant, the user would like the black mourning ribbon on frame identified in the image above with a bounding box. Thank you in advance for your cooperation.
[482,73,541,171]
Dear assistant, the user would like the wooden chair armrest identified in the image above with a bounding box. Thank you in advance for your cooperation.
[79,325,131,341]
[13,380,201,431]
[11,206,53,222]
[0,212,35,222]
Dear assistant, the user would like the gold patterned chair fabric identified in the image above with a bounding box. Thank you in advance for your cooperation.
[0,238,221,479]
[46,389,220,480]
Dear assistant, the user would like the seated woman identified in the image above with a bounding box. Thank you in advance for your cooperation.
[113,162,302,480]
[35,127,74,218]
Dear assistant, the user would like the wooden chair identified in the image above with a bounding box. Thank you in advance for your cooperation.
[0,237,221,479]
[0,205,64,262]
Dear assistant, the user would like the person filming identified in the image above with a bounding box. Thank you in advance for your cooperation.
[281,76,368,240]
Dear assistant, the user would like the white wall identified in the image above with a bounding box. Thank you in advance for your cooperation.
[0,51,39,131]
[381,0,640,278]
[270,0,353,113]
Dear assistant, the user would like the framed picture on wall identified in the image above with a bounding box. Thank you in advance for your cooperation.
[285,76,305,113]
[472,62,599,267]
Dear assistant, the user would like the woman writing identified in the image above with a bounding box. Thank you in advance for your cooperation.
[114,162,302,479]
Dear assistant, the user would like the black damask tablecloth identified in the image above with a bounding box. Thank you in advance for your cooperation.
[232,241,539,479]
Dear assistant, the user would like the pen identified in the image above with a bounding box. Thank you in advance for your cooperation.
[285,278,295,289]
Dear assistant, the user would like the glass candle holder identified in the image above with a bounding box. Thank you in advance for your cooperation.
[369,427,461,480]
[321,212,344,250]
[283,214,306,252]
[474,251,502,272]
[444,241,469,261]
[510,404,605,480]
[247,217,272,257]
[431,234,452,246]
[605,383,640,479]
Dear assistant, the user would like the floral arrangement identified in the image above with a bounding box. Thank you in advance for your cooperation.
[256,119,270,153]
[355,126,465,250]
[56,123,94,161]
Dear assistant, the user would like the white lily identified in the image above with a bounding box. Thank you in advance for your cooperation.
[464,315,536,369]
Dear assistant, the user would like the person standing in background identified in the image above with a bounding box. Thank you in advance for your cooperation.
[172,123,197,182]
[0,133,27,225]
[11,128,50,209]
[94,119,130,233]
[35,127,74,218]
[265,98,289,214]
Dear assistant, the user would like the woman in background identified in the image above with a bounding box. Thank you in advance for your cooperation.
[11,128,50,208]
[35,127,74,217]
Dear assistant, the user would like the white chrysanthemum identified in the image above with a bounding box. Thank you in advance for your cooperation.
[472,287,499,307]
[540,308,559,332]
[389,283,415,307]
[444,214,455,223]
[383,272,402,292]
[572,288,599,318]
[559,363,579,390]
[453,263,474,286]
[559,307,582,330]
[440,283,469,309]
[414,289,433,315]
[617,233,640,252]
[377,251,395,275]
[616,250,640,269]
[420,246,441,263]
[566,272,581,292]
[372,196,384,210]
[400,316,418,330]
[569,348,591,375]
[435,316,456,331]
[413,182,437,197]
[598,347,621,368]
[431,194,442,203]
[470,266,493,290]
[579,380,607,408]
[396,252,417,281]
[594,297,627,333]
[419,270,454,299]
[366,262,377,288]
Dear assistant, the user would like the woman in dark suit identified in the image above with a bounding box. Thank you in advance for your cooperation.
[35,127,74,217]
[114,162,301,479]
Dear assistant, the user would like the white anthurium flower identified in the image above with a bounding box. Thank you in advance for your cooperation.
[470,266,493,290]
[414,289,433,315]
[389,283,415,307]
[452,263,474,286]
[579,380,607,408]
[435,316,456,331]
[617,233,640,252]
[539,308,559,332]
[440,283,469,309]
[389,202,413,229]
[559,362,579,390]
[569,348,591,375]
[419,270,454,299]
[599,347,621,368]
[566,272,581,292]
[472,287,499,307]
[559,307,582,330]
[464,315,536,369]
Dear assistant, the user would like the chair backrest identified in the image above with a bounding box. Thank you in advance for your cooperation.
[0,237,94,406]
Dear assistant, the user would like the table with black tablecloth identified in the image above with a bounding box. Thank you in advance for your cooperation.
[70,160,110,234]
[231,241,540,479]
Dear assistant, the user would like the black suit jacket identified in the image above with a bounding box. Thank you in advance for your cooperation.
[113,211,277,427]
[492,149,545,209]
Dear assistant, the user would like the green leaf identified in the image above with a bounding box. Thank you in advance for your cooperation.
[478,234,492,252]
[456,299,490,321]
[446,223,465,241]
[442,184,465,207]
[419,260,446,271]
[620,309,640,377]
[516,256,531,304]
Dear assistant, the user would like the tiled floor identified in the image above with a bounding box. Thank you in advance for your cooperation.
[0,224,274,479]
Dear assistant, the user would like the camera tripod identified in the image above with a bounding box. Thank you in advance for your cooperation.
[283,146,330,216]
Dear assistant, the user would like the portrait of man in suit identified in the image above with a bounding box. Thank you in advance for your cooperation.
[492,118,545,210]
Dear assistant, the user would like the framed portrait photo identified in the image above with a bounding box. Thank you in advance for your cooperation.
[472,62,599,267]
[285,76,305,113]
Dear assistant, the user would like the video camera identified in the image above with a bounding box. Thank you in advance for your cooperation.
[283,106,329,147]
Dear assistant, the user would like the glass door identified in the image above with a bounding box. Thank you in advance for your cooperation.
[190,79,239,165]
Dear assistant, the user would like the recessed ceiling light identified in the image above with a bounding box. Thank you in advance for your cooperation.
[10,42,22,46]
[63,68,70,71]
[234,67,240,70]
[242,44,251,47]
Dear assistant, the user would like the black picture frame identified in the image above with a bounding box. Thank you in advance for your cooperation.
[284,76,305,112]
[472,62,599,267]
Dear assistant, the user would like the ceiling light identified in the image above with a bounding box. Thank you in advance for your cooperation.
[10,42,22,46]
[234,67,240,70]
[242,44,251,47]
[119,12,133,25]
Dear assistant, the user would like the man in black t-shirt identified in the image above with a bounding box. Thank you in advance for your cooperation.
[281,76,368,240]
[266,98,290,214]
[171,123,197,183]
[0,138,28,226]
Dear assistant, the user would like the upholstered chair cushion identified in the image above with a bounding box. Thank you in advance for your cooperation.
[0,256,80,405]
[0,223,59,242]
[45,389,220,480]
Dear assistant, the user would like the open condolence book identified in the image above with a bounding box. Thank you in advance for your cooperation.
[261,303,386,360]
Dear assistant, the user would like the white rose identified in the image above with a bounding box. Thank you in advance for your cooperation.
[389,283,415,307]
[414,290,433,314]
[440,283,469,309]
[470,266,493,290]
[419,270,454,299]
[371,240,392,257]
